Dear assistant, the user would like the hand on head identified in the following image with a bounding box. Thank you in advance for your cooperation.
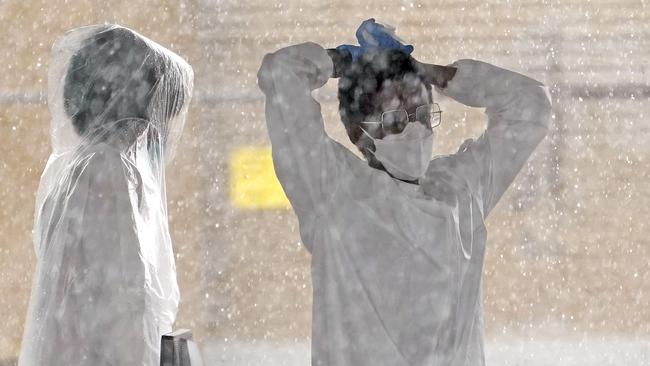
[326,19,456,179]
[329,18,455,88]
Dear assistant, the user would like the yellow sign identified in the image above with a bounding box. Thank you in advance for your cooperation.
[230,146,291,209]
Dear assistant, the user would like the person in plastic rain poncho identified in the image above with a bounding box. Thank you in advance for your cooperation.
[19,25,193,366]
[258,19,551,366]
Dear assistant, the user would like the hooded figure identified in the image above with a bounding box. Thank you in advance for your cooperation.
[258,20,551,366]
[19,25,193,366]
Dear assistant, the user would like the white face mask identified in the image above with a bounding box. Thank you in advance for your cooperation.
[362,122,434,181]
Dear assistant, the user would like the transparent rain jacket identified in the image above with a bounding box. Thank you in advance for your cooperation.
[258,43,551,366]
[19,25,193,366]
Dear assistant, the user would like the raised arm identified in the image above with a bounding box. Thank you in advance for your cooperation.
[257,42,347,215]
[426,59,552,216]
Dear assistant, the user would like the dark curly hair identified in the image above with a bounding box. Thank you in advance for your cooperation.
[331,48,432,150]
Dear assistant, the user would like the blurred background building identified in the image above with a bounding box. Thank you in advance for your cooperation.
[1,0,649,364]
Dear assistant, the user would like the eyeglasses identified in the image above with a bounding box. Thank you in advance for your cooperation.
[361,103,442,135]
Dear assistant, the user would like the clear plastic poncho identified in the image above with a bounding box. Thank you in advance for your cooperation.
[19,24,193,366]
